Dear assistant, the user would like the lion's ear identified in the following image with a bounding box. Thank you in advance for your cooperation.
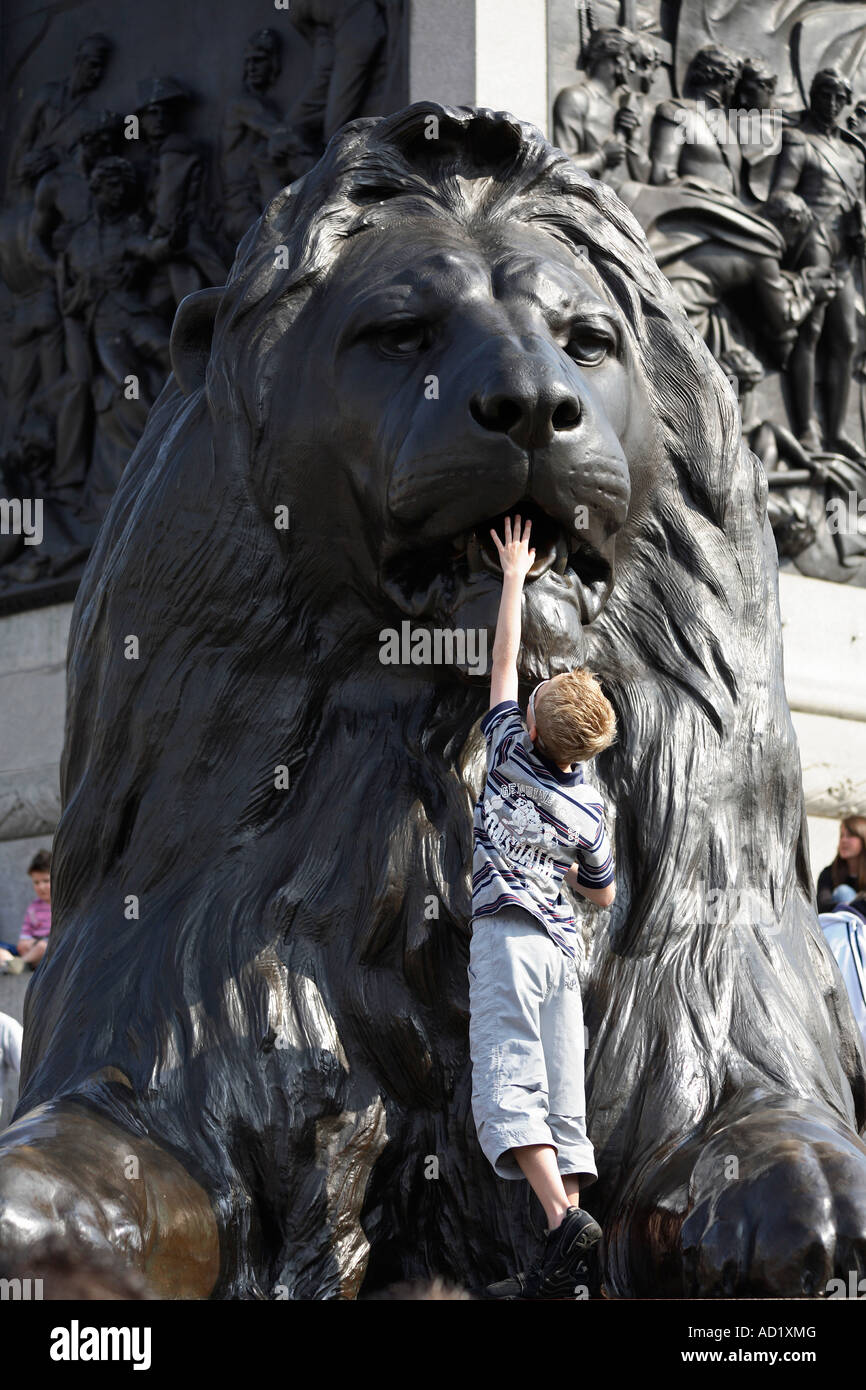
[170,286,223,396]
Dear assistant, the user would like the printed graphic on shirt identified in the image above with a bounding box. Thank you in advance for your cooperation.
[472,700,614,959]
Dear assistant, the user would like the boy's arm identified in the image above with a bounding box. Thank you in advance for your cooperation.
[488,515,535,710]
[565,865,615,908]
[17,920,36,948]
[565,809,616,906]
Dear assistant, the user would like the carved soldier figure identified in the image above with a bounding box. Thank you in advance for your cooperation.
[617,32,662,183]
[734,57,778,114]
[288,0,389,150]
[770,68,866,457]
[552,27,639,182]
[621,180,836,364]
[7,34,112,195]
[57,157,171,514]
[718,345,823,561]
[649,44,743,194]
[58,156,170,389]
[220,30,295,244]
[848,95,866,138]
[23,113,122,497]
[136,77,224,306]
[733,58,782,202]
[666,192,836,364]
[631,32,662,94]
[2,37,114,463]
[0,158,65,455]
[27,112,120,273]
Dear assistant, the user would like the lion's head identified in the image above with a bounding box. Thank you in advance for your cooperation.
[170,105,678,688]
[17,104,863,1296]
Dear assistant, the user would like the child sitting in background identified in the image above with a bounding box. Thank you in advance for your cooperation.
[0,848,52,975]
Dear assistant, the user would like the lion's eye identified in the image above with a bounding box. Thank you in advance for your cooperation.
[565,326,616,366]
[372,322,430,358]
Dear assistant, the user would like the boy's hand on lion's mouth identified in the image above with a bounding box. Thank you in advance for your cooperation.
[489,514,536,581]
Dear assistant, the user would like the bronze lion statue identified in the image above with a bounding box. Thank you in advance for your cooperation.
[1,103,865,1299]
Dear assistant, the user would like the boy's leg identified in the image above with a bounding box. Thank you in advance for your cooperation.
[470,921,603,1300]
[542,948,598,1198]
[469,912,565,1215]
[0,942,21,971]
[512,1144,576,1229]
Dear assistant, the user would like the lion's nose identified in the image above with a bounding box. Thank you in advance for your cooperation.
[469,368,582,450]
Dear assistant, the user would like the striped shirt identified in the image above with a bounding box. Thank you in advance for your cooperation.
[472,700,614,959]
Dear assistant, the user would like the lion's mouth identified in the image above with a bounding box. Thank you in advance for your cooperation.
[384,498,614,626]
[457,501,610,591]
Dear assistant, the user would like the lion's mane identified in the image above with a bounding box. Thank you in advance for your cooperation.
[16,104,865,1296]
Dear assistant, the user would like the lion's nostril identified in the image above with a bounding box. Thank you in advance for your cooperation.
[552,396,581,431]
[470,394,523,435]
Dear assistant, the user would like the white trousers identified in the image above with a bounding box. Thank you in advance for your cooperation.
[468,907,597,1184]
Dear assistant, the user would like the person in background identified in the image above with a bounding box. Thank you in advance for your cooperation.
[819,893,866,1051]
[816,818,866,912]
[0,848,52,974]
[830,883,857,907]
[0,943,23,974]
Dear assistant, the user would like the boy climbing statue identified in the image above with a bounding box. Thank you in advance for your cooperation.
[469,514,618,1300]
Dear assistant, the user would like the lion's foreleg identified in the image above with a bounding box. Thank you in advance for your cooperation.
[261,952,389,1299]
[272,1097,388,1299]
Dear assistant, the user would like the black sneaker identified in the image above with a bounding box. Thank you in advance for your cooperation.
[484,1208,602,1301]
[482,1272,530,1300]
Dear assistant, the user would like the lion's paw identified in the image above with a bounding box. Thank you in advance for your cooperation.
[681,1102,866,1298]
[0,1099,219,1298]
